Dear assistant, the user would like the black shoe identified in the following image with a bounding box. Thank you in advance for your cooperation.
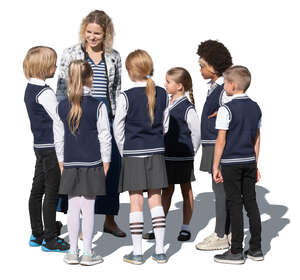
[142,231,155,240]
[244,249,264,261]
[214,249,245,264]
[55,221,63,236]
[177,230,191,242]
[41,236,70,253]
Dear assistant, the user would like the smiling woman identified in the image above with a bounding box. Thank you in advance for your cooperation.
[56,10,126,238]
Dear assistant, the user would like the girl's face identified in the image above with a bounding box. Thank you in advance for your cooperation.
[85,23,105,49]
[165,74,181,95]
[198,58,216,80]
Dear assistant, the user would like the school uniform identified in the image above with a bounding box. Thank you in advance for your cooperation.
[55,86,112,196]
[113,82,169,192]
[164,95,200,184]
[24,78,61,241]
[199,76,231,237]
[216,93,262,254]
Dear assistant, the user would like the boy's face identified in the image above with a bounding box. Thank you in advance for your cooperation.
[224,79,235,96]
[48,60,57,78]
[198,58,216,80]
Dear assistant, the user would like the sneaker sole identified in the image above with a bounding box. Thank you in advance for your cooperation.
[29,241,42,247]
[246,255,264,261]
[64,259,79,265]
[152,256,167,264]
[214,257,245,265]
[41,246,68,253]
[196,244,230,251]
[80,260,103,266]
[123,257,143,265]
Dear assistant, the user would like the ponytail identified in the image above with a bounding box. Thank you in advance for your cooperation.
[189,88,195,105]
[146,77,156,125]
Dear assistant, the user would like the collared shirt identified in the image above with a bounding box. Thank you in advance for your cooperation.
[216,93,262,130]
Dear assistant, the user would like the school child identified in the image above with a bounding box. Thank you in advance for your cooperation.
[55,60,112,265]
[195,40,233,251]
[114,50,169,264]
[23,46,69,252]
[213,66,263,264]
[143,67,200,242]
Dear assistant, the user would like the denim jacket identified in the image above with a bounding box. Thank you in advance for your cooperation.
[56,43,122,117]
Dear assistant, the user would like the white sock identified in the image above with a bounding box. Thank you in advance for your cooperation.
[181,224,191,235]
[129,212,144,255]
[151,206,166,254]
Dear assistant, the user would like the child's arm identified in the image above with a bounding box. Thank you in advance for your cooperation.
[213,130,226,183]
[113,93,128,157]
[208,111,218,119]
[97,103,112,176]
[186,107,201,154]
[254,128,261,182]
[163,93,170,135]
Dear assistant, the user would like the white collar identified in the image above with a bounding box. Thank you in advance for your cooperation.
[170,95,185,105]
[228,93,248,100]
[28,78,46,86]
[132,81,148,87]
[83,86,92,96]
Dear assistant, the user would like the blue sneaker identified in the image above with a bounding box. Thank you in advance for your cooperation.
[29,234,43,247]
[41,237,70,253]
[152,253,168,263]
[123,252,143,265]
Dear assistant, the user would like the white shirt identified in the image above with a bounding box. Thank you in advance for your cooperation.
[215,93,262,130]
[207,76,230,105]
[113,81,169,157]
[54,86,112,163]
[169,95,201,154]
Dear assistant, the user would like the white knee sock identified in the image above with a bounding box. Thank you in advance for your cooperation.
[151,206,166,254]
[67,196,81,252]
[80,196,96,255]
[181,224,191,235]
[129,211,144,255]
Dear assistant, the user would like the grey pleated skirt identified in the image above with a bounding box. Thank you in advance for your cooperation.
[200,145,214,174]
[59,166,106,196]
[118,154,169,193]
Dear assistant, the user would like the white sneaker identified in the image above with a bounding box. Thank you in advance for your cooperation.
[80,251,103,266]
[227,233,232,245]
[195,232,229,251]
[64,250,79,265]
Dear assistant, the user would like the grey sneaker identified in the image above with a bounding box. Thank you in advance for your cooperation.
[214,250,245,264]
[80,251,103,266]
[63,250,79,265]
[245,249,264,261]
[152,253,168,264]
[123,252,143,265]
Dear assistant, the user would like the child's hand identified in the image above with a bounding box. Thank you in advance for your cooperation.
[103,162,110,176]
[59,162,64,174]
[213,167,223,184]
[208,111,218,119]
[256,169,261,182]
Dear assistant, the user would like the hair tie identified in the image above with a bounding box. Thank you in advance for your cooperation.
[146,75,151,79]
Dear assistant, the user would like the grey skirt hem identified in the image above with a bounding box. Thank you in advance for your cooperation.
[199,145,214,173]
[118,154,169,193]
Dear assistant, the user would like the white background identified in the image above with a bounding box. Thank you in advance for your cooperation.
[0,0,299,279]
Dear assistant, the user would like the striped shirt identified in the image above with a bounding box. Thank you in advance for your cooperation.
[88,57,108,98]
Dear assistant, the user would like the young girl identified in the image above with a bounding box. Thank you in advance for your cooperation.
[113,50,169,264]
[55,60,112,265]
[23,46,69,252]
[163,67,200,241]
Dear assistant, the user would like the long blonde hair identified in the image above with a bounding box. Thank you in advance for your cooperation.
[67,60,93,135]
[23,46,57,80]
[125,50,156,124]
[167,67,195,105]
[80,10,114,52]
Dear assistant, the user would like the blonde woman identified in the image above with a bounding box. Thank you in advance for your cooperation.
[56,10,125,237]
[56,60,111,265]
[114,50,169,264]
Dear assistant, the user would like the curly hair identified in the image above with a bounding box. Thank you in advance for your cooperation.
[197,40,232,75]
[79,10,114,52]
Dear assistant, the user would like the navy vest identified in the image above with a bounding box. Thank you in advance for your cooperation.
[221,96,262,165]
[123,86,168,157]
[24,83,54,149]
[201,83,225,145]
[165,97,194,161]
[58,96,103,168]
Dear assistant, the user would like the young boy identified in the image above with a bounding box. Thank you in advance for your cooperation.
[213,66,263,264]
[195,40,233,251]
[23,46,69,252]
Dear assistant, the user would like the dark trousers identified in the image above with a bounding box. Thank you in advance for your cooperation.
[29,148,60,241]
[221,163,261,254]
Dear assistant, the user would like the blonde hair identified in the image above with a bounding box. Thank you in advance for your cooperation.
[125,50,156,125]
[23,46,57,80]
[80,10,114,52]
[167,67,195,105]
[67,60,93,135]
[223,65,251,92]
